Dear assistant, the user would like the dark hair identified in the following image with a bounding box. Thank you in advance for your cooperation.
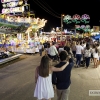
[97,43,99,47]
[83,41,85,44]
[86,44,90,50]
[80,42,82,45]
[69,58,73,63]
[47,44,50,48]
[95,48,98,53]
[59,51,68,61]
[52,42,55,45]
[39,56,49,77]
[92,44,96,48]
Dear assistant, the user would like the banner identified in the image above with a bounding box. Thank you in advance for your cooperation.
[0,18,28,34]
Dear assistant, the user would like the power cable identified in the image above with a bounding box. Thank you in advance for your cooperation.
[33,0,61,18]
[38,0,60,16]
[34,0,60,18]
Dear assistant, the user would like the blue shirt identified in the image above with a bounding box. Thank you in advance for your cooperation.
[52,62,74,90]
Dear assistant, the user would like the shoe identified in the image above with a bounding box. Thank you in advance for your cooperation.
[74,65,77,68]
[77,65,80,68]
[76,65,79,68]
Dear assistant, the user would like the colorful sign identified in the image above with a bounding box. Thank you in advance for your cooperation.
[2,6,24,14]
[0,15,47,34]
[81,14,90,24]
[63,14,90,24]
[0,22,28,34]
[75,25,91,32]
[72,14,81,24]
[1,0,24,14]
[63,15,72,24]
[1,0,18,3]
[0,15,30,26]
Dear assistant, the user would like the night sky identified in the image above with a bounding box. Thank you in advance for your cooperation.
[28,0,100,31]
[0,0,100,31]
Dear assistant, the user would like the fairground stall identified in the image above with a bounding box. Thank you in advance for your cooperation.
[0,0,47,54]
[0,15,47,53]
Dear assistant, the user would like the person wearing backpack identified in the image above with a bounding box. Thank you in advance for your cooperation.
[84,44,92,68]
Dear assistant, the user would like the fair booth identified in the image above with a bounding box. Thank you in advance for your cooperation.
[0,14,47,54]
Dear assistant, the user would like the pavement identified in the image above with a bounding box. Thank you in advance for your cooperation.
[0,53,100,100]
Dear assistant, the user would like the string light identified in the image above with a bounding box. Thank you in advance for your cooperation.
[63,14,90,24]
[75,25,91,32]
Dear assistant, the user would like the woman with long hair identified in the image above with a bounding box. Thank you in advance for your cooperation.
[34,55,69,100]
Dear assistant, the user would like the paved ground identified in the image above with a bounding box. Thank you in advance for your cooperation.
[0,53,100,100]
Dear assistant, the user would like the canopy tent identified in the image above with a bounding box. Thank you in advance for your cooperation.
[92,35,100,40]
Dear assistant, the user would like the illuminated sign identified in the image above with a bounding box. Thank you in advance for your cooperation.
[2,6,24,14]
[2,1,23,8]
[1,0,18,3]
[1,0,24,14]
[75,25,91,32]
[2,2,18,8]
[63,14,90,24]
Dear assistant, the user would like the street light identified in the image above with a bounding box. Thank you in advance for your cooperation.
[61,14,64,41]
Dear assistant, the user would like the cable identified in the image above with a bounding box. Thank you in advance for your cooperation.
[38,0,60,16]
[33,0,61,18]
[33,0,60,18]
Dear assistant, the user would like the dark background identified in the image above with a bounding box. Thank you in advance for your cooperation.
[0,0,100,31]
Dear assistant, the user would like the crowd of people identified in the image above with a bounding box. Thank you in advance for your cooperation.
[38,38,100,68]
[34,38,100,100]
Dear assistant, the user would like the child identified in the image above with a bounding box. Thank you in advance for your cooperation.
[34,55,69,100]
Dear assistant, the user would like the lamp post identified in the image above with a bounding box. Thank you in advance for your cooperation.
[61,14,64,41]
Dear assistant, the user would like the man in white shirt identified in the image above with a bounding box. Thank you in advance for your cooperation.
[49,42,58,61]
[75,42,84,67]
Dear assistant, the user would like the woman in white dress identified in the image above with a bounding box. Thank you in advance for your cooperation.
[93,47,99,68]
[34,55,69,100]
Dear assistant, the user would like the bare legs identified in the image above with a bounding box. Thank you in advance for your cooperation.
[93,58,98,68]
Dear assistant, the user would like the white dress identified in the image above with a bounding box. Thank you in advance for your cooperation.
[93,52,99,60]
[92,48,99,60]
[34,74,54,99]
